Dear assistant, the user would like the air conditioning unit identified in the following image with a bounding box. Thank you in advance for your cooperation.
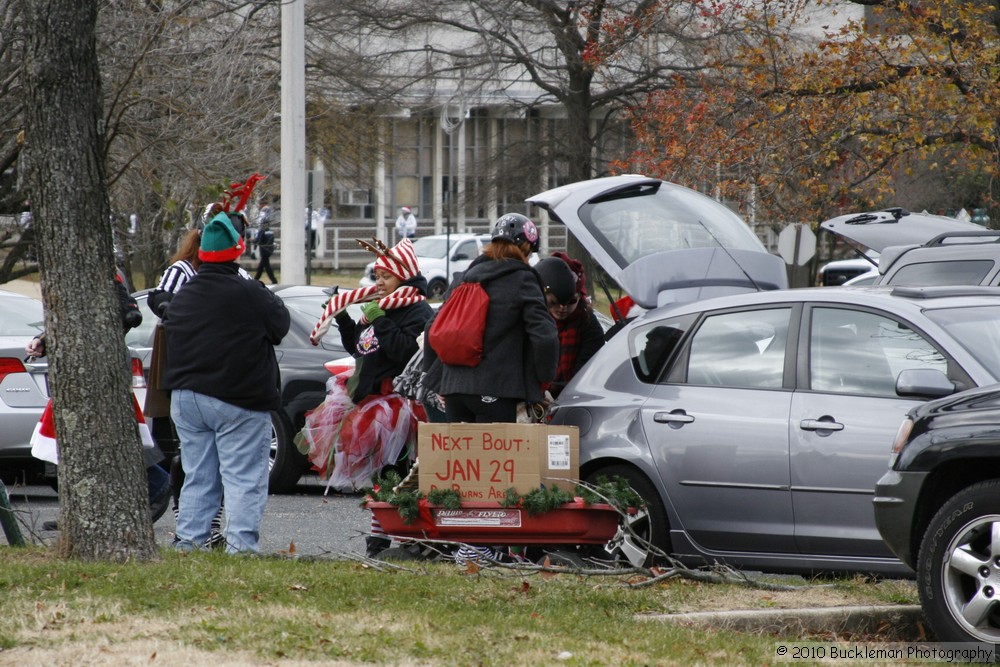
[338,189,370,206]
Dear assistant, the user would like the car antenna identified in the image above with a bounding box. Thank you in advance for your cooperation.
[696,219,766,293]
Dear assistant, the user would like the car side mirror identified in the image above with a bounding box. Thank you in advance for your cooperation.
[896,368,956,399]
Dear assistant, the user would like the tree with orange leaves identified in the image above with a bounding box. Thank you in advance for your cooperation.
[620,0,1000,225]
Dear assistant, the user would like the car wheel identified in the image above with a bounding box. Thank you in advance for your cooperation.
[267,411,306,494]
[585,464,670,568]
[918,479,1000,642]
[427,278,447,299]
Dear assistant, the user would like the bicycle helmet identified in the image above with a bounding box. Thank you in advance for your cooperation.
[491,213,540,252]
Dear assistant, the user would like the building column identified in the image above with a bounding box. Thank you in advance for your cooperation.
[538,116,550,255]
[486,112,498,224]
[374,120,387,243]
[433,115,443,234]
[456,116,467,233]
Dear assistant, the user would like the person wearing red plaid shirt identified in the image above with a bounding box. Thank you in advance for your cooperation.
[535,254,605,399]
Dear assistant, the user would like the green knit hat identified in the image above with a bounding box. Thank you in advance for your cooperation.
[199,212,245,262]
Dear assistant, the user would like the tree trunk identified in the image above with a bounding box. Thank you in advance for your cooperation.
[22,0,156,561]
[562,81,601,295]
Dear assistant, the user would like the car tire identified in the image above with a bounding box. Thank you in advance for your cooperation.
[427,278,447,299]
[267,411,306,494]
[917,479,1000,642]
[585,464,670,568]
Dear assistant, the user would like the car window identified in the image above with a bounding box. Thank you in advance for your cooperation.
[580,185,763,266]
[925,305,1000,378]
[631,315,696,382]
[0,295,44,336]
[412,236,449,259]
[809,307,946,397]
[452,240,477,260]
[683,308,790,388]
[886,260,994,286]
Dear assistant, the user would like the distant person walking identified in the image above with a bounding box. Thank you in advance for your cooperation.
[164,213,290,554]
[395,206,417,240]
[253,221,277,284]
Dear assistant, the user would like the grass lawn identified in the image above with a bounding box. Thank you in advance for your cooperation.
[0,547,918,666]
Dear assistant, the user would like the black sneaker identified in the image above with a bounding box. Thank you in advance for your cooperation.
[366,536,391,558]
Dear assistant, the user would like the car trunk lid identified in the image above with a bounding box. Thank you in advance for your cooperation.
[527,175,787,309]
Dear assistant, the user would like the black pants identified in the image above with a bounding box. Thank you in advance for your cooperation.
[444,394,519,423]
[255,253,277,284]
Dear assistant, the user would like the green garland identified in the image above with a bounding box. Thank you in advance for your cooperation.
[363,471,645,524]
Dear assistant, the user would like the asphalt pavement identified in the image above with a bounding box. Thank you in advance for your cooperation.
[2,475,371,557]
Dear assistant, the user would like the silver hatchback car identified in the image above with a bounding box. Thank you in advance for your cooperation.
[529,176,1000,576]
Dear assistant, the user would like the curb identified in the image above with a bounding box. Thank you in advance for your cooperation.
[640,605,926,639]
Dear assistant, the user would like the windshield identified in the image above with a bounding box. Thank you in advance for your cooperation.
[0,294,45,336]
[579,184,763,267]
[926,305,1000,377]
[412,236,450,259]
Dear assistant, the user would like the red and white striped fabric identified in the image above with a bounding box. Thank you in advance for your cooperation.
[309,237,426,345]
[309,285,426,345]
[30,396,155,465]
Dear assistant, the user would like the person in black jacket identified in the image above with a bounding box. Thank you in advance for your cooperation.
[426,213,558,423]
[164,213,290,554]
[302,236,434,556]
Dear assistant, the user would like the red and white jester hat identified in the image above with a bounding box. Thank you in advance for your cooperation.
[309,237,424,345]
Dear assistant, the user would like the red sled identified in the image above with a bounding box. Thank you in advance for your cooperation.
[365,499,621,545]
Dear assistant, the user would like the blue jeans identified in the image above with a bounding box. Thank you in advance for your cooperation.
[171,389,271,554]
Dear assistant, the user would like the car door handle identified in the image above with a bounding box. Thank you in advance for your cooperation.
[799,418,845,432]
[654,410,694,426]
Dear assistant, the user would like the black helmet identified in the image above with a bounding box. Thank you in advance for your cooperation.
[535,257,577,304]
[491,213,540,252]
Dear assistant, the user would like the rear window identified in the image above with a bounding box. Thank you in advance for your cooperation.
[579,184,763,267]
[885,260,994,287]
[0,294,45,337]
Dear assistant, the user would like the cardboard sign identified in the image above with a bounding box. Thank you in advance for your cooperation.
[418,423,580,501]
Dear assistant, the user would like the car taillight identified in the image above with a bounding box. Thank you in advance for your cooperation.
[0,357,27,383]
[131,357,147,389]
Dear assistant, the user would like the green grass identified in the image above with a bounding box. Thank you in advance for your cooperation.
[0,547,918,665]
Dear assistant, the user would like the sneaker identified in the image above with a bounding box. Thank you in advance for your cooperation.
[205,529,226,550]
[366,535,391,558]
[454,545,500,566]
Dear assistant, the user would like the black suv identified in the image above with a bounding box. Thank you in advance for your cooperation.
[874,383,1000,642]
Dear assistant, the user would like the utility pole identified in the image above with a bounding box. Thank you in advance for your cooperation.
[280,0,306,283]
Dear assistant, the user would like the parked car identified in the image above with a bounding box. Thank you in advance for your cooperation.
[842,269,880,286]
[127,284,361,493]
[874,383,1000,642]
[528,176,1000,576]
[0,289,148,485]
[359,233,491,298]
[0,290,49,482]
[820,207,995,287]
[817,252,879,286]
